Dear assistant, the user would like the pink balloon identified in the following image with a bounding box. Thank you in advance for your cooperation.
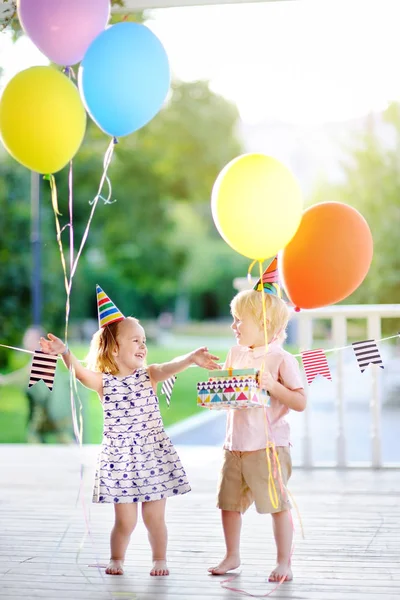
[17,0,110,66]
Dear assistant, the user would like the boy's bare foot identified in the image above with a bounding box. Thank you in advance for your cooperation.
[105,559,124,575]
[268,562,292,582]
[150,560,169,576]
[208,555,241,575]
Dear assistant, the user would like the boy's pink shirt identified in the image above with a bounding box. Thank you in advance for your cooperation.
[223,342,304,451]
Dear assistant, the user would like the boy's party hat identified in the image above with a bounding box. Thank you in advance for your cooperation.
[253,256,282,298]
[96,285,125,328]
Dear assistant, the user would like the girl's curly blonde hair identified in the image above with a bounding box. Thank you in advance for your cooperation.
[230,290,289,344]
[85,317,140,374]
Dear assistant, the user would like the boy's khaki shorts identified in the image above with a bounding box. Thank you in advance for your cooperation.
[217,446,292,514]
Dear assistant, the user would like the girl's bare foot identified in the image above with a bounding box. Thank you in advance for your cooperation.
[150,560,169,576]
[208,555,241,575]
[269,562,293,582]
[106,559,124,575]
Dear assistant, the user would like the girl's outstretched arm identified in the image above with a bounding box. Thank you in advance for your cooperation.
[148,346,221,384]
[40,333,103,394]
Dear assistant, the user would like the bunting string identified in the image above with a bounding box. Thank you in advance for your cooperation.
[1,334,398,366]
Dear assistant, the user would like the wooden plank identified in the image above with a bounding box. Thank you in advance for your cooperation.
[0,445,399,600]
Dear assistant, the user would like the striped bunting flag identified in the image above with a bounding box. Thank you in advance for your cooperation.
[28,350,58,391]
[160,375,176,406]
[301,349,332,385]
[352,339,384,373]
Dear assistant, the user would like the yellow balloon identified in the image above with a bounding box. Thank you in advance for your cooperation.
[211,154,303,260]
[0,66,86,174]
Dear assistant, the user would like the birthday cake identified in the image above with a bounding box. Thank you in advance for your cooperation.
[197,368,270,410]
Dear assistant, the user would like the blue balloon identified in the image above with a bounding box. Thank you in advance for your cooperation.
[79,22,170,137]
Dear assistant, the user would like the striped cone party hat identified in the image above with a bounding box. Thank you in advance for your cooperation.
[96,285,125,328]
[253,256,282,298]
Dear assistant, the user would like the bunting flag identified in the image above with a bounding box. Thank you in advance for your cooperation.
[28,350,58,391]
[160,375,176,406]
[301,349,332,385]
[352,339,384,373]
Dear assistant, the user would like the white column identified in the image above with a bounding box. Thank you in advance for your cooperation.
[332,315,347,467]
[297,314,313,468]
[367,315,382,468]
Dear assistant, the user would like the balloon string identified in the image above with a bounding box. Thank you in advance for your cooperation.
[44,160,74,346]
[42,139,115,590]
[70,137,117,281]
[65,144,116,576]
[262,408,279,511]
[71,371,116,598]
[66,146,115,591]
[259,260,269,354]
[220,573,288,597]
[43,165,87,579]
[44,174,70,342]
[64,160,74,346]
[247,259,258,282]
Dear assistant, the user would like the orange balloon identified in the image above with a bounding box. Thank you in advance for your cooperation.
[281,202,373,310]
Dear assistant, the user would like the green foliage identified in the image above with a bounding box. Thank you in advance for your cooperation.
[311,103,400,307]
[0,161,31,364]
[60,80,243,320]
[0,344,229,443]
[0,78,244,365]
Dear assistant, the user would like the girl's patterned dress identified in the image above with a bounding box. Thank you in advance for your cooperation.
[93,368,191,503]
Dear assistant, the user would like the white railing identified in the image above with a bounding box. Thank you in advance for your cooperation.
[296,304,400,469]
[233,277,400,469]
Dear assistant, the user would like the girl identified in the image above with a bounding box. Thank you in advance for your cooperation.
[208,259,306,582]
[40,286,220,577]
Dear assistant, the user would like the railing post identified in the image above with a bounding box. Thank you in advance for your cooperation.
[367,314,382,468]
[332,315,347,467]
[297,314,313,468]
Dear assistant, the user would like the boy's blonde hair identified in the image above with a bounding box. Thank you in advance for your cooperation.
[85,316,140,374]
[230,290,290,344]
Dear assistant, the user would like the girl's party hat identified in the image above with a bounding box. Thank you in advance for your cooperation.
[253,256,282,298]
[96,285,125,328]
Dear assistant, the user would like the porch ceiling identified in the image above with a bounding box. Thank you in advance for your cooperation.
[112,0,295,11]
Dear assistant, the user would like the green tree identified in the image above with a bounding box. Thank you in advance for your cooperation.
[311,104,400,306]
[0,160,31,365]
[60,80,243,320]
[1,31,244,365]
[11,79,243,336]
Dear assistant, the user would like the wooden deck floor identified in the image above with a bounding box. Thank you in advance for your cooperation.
[0,445,399,600]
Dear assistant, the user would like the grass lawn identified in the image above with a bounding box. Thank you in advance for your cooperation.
[1,342,298,444]
[0,345,228,444]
